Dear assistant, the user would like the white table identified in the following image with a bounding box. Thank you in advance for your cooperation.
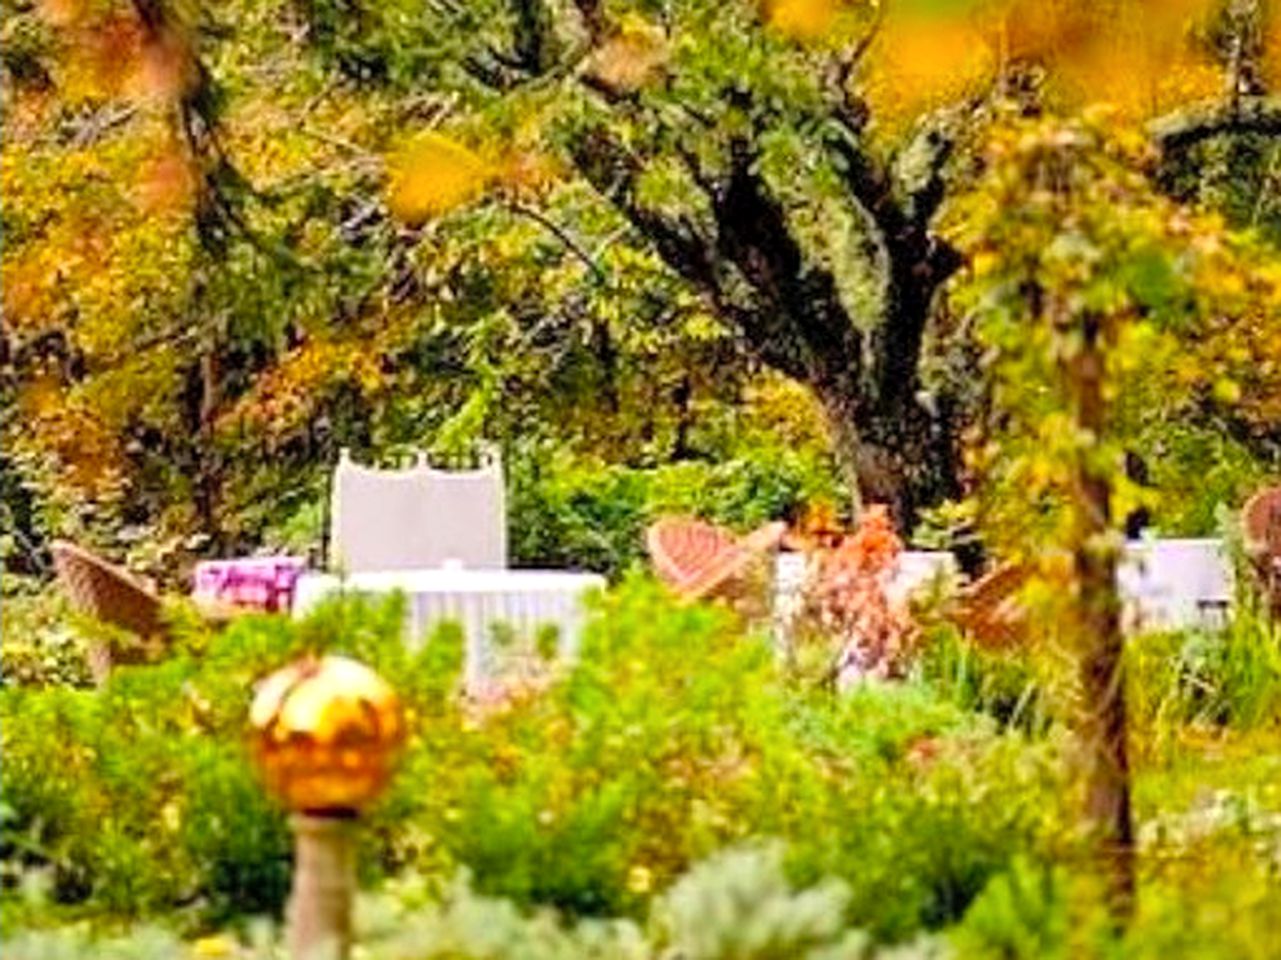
[293,569,606,691]
[1118,538,1231,632]
[774,539,1233,639]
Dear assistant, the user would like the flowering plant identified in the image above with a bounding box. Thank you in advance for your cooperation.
[793,504,915,687]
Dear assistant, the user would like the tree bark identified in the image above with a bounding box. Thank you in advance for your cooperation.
[571,117,962,531]
[1069,313,1136,928]
[815,374,958,529]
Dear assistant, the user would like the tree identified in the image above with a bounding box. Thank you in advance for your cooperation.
[947,110,1281,924]
[5,0,1281,562]
[1,0,778,563]
[370,0,1279,527]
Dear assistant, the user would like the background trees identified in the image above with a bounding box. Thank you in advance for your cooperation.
[3,0,1281,571]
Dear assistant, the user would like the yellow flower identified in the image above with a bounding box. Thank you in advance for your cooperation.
[626,864,654,894]
[191,935,234,957]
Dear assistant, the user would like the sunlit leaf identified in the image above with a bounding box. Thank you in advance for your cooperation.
[388,132,491,224]
[764,0,844,41]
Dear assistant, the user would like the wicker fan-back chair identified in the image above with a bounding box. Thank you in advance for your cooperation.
[51,540,170,683]
[1242,486,1281,614]
[953,563,1031,649]
[646,517,786,609]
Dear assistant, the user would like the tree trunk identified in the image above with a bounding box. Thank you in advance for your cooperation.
[1070,315,1136,928]
[816,373,959,532]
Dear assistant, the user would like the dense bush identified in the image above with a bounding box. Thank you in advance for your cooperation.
[0,579,92,689]
[1,580,1060,941]
[1128,607,1281,731]
[9,839,1281,959]
[507,446,843,577]
[913,624,1048,735]
[8,579,1281,956]
[3,846,947,960]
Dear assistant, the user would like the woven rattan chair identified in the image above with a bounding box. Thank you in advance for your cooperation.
[1242,486,1281,616]
[953,563,1031,649]
[646,517,786,610]
[51,540,170,684]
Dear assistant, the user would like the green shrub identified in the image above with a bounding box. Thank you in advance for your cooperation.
[0,583,92,689]
[507,447,842,577]
[374,579,1063,937]
[1129,609,1281,731]
[1138,425,1274,538]
[914,624,1047,735]
[950,857,1075,960]
[0,593,432,925]
[1,845,948,960]
[2,580,1060,941]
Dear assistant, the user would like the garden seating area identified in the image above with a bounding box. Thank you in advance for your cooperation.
[51,468,1273,695]
[11,2,1281,955]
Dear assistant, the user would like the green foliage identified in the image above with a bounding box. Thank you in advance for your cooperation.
[0,593,434,924]
[948,112,1281,555]
[1134,423,1274,537]
[950,857,1074,960]
[914,624,1046,734]
[1,580,1058,940]
[0,582,92,689]
[509,443,842,576]
[1,847,950,959]
[412,580,1059,934]
[1129,608,1281,731]
[7,580,1281,955]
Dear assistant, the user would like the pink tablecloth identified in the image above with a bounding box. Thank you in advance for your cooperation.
[193,556,307,613]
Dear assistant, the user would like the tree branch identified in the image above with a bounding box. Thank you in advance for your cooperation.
[570,126,824,382]
[709,138,864,389]
[506,200,607,281]
[570,127,720,292]
[1151,95,1281,154]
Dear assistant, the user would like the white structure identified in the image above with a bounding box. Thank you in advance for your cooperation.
[773,550,957,613]
[1118,537,1232,632]
[771,550,956,654]
[330,448,507,573]
[775,539,1233,637]
[293,568,605,692]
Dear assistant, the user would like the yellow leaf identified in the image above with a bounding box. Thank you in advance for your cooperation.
[1212,378,1242,405]
[765,0,841,41]
[588,16,667,92]
[388,133,491,224]
[191,935,234,957]
[626,864,654,893]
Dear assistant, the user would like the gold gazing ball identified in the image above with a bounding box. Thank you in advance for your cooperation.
[249,654,407,814]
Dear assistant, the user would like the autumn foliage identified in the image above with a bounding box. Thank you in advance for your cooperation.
[792,504,914,685]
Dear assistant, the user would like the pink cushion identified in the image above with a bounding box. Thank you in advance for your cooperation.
[193,557,307,612]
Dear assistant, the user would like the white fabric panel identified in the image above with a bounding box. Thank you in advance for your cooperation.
[1118,538,1232,632]
[293,569,605,692]
[417,463,507,569]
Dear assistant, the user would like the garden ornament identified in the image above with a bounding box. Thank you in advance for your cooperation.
[250,655,407,960]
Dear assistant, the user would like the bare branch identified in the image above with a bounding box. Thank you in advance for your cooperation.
[506,200,607,281]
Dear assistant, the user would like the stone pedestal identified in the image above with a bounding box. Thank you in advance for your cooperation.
[286,813,356,960]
